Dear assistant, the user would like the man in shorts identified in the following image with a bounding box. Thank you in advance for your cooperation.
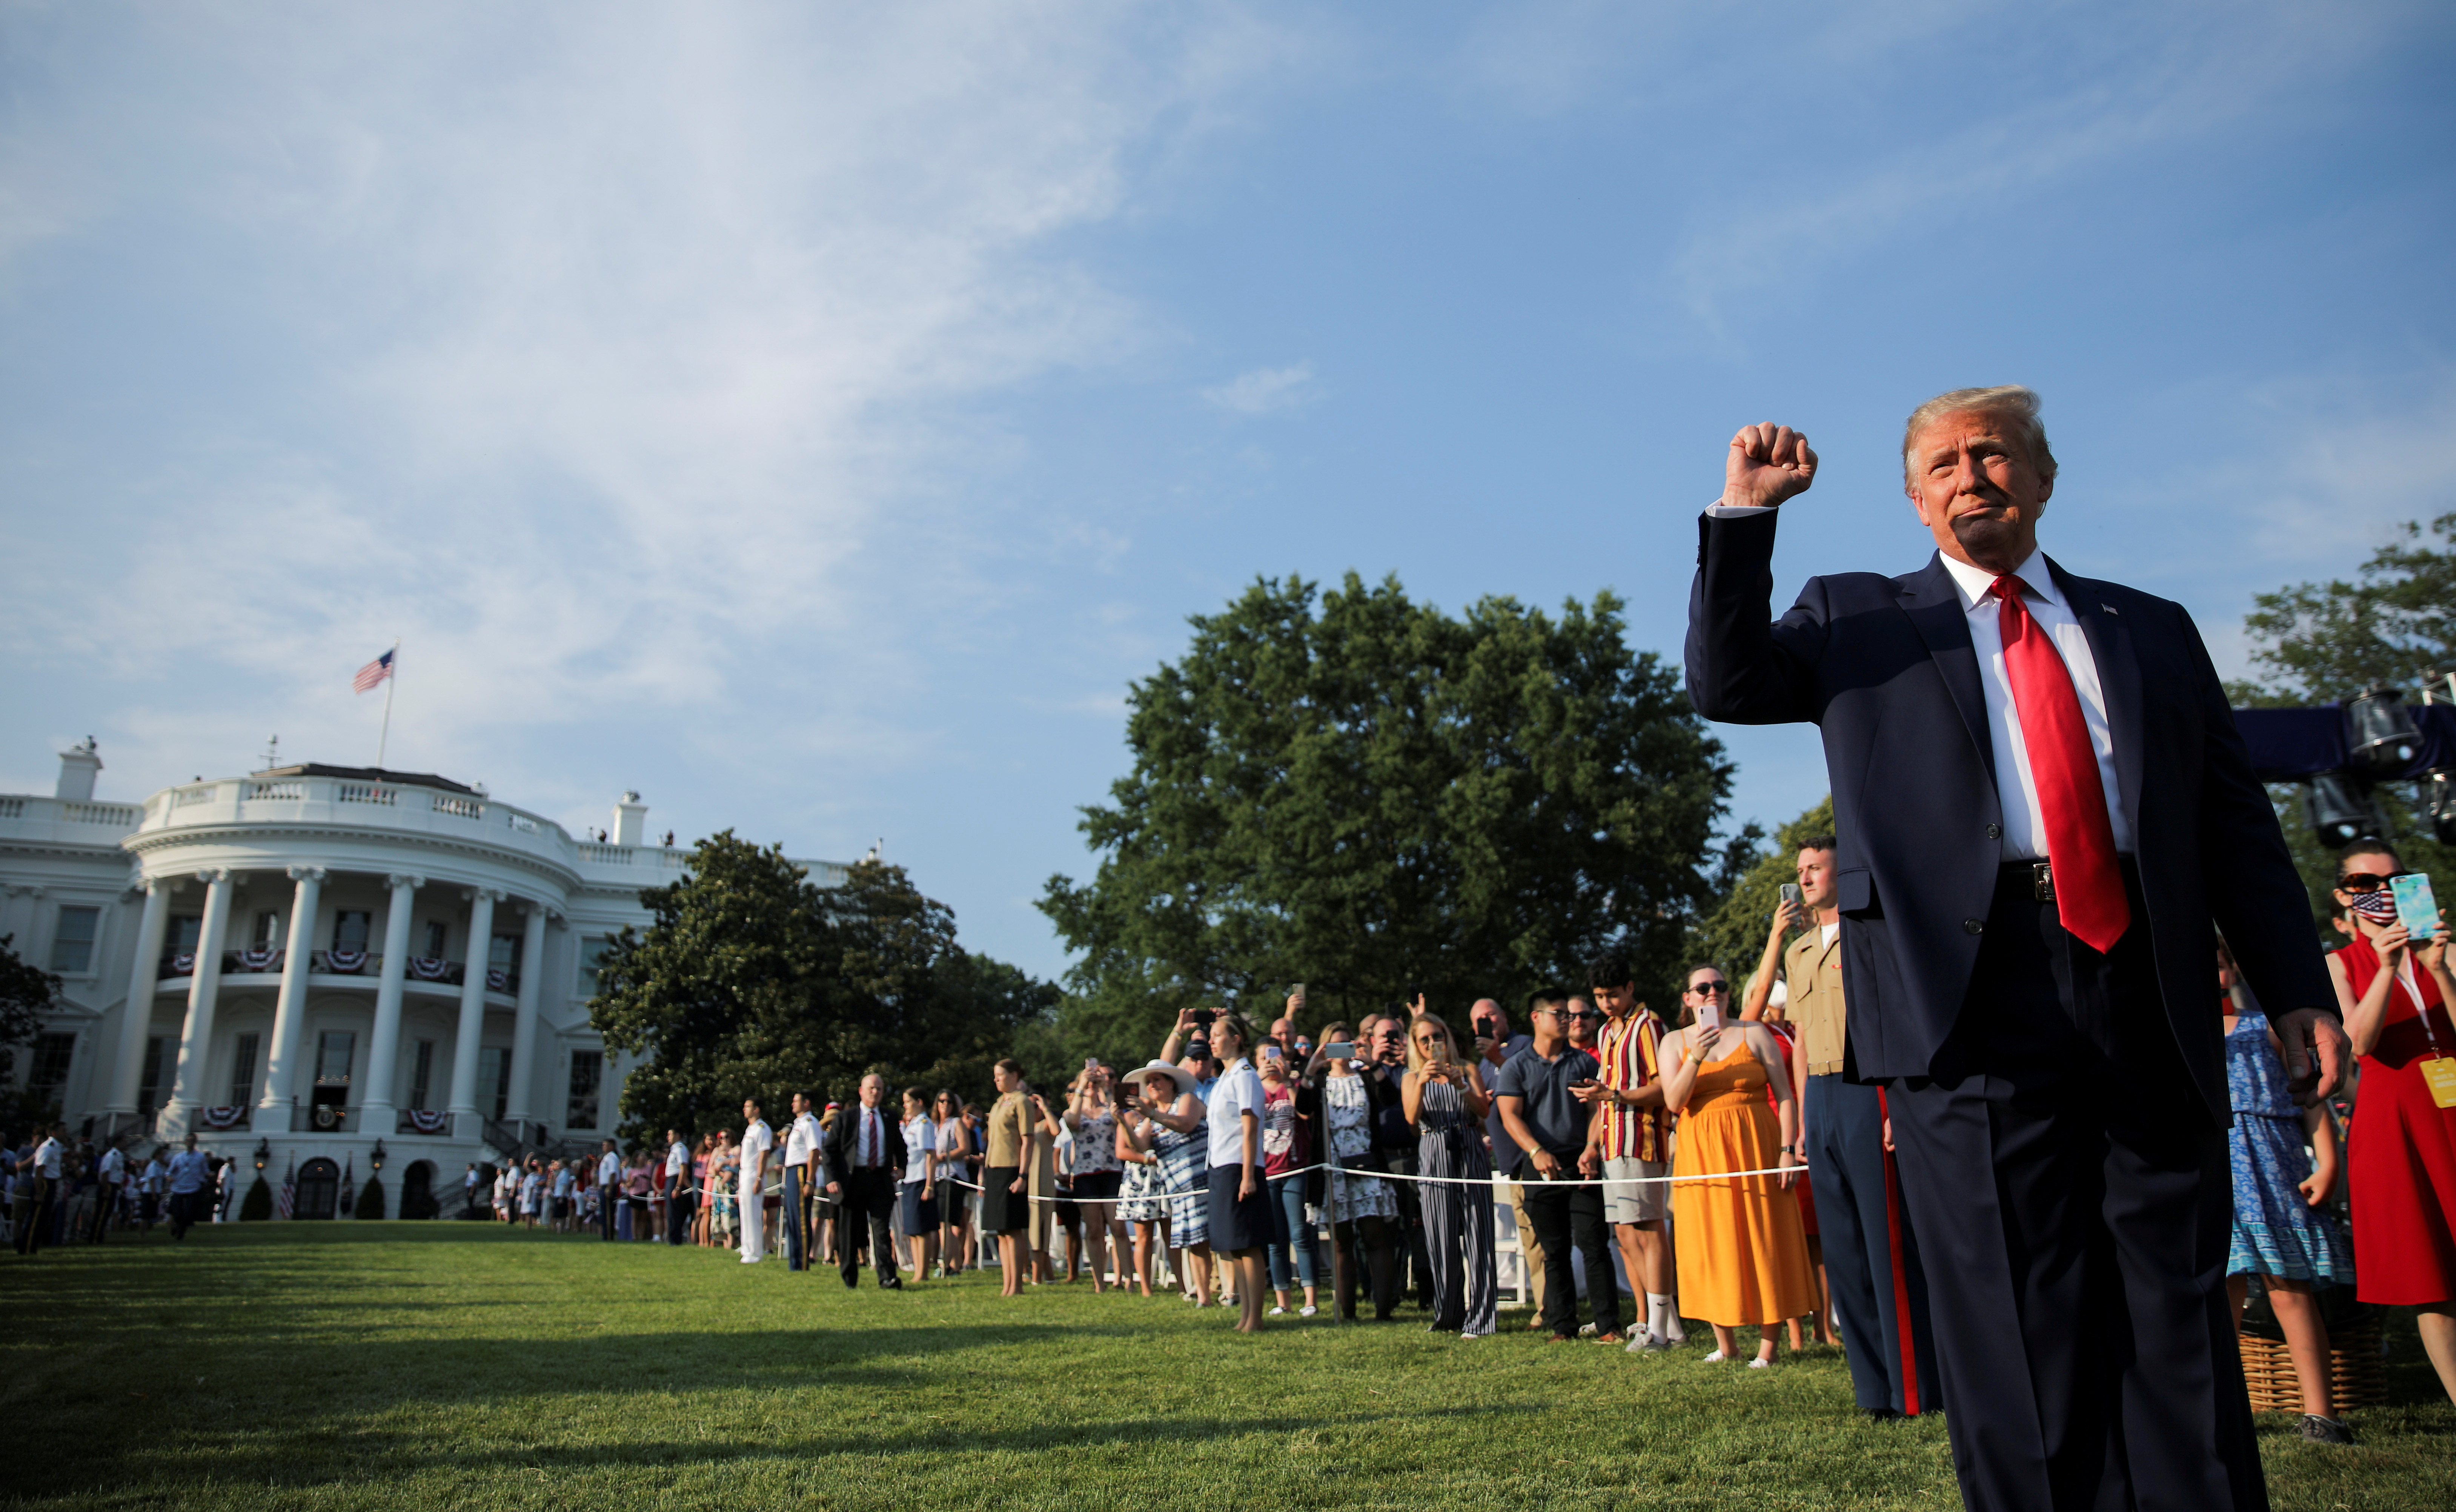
[1577,951,1678,1350]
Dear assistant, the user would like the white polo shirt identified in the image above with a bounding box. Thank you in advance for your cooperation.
[1205,1059,1265,1170]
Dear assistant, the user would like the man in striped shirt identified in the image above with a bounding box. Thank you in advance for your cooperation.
[1576,950,1678,1350]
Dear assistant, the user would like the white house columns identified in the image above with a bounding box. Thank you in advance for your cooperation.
[358,873,422,1131]
[255,864,326,1131]
[504,903,552,1126]
[106,877,171,1117]
[160,868,234,1135]
[446,887,505,1134]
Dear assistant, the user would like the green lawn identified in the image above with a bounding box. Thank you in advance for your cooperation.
[3,1224,2448,1510]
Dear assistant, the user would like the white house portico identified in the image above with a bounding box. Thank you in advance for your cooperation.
[1,743,850,1217]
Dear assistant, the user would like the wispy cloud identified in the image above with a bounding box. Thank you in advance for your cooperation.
[1203,361,1320,415]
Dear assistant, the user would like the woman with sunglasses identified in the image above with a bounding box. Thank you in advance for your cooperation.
[1403,1011,1498,1336]
[2325,842,2456,1406]
[932,1089,972,1275]
[1659,963,1816,1367]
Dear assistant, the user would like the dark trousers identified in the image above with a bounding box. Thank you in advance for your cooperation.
[13,1181,50,1255]
[837,1166,899,1287]
[1890,861,2261,1512]
[1523,1173,1618,1337]
[667,1191,692,1246]
[168,1189,201,1240]
[1388,1153,1435,1309]
[782,1165,810,1271]
[89,1184,118,1242]
[1806,1074,1939,1414]
[599,1184,616,1240]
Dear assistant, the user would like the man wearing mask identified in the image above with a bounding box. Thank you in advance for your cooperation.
[824,1073,906,1289]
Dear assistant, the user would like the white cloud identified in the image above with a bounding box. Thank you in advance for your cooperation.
[1203,361,1320,415]
[0,1,1294,793]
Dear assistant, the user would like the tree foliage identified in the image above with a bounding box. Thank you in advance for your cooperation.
[2236,513,2456,935]
[0,934,60,1088]
[1039,573,1737,1056]
[590,834,1059,1146]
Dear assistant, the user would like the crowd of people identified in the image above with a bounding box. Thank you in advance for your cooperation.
[6,1129,235,1253]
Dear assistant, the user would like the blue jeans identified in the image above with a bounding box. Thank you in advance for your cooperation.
[1266,1173,1320,1292]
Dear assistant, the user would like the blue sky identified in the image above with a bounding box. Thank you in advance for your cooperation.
[5,2,2452,983]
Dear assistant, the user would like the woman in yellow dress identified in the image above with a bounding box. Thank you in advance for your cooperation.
[1660,964,1817,1366]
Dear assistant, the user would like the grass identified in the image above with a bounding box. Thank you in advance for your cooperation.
[2,1224,2449,1510]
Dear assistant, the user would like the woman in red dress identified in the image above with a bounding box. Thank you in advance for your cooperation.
[2324,841,2456,1404]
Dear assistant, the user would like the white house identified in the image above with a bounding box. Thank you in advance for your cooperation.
[0,740,848,1218]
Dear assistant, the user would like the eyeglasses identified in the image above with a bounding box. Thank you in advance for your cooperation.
[1687,981,1729,994]
[1416,1031,1448,1042]
[1567,1010,1602,1021]
[2337,871,2400,893]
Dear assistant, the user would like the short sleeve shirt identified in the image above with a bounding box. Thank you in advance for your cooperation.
[1595,1013,1665,1163]
[785,1114,820,1168]
[1206,1059,1265,1169]
[1786,923,1850,1076]
[738,1121,774,1189]
[1490,1045,1600,1174]
[667,1141,690,1177]
[901,1115,936,1182]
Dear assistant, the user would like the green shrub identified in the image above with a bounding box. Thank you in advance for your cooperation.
[238,1175,271,1222]
[355,1175,385,1220]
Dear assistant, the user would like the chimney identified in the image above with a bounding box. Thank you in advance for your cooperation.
[56,738,101,802]
[612,791,648,847]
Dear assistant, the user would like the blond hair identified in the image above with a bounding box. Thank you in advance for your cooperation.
[1406,1012,1461,1075]
[1901,385,2056,488]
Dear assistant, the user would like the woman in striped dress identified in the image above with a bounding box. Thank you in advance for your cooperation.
[1123,1060,1212,1306]
[1404,1012,1497,1337]
[1116,1097,1169,1296]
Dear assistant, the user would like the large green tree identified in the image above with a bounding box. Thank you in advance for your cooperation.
[2235,513,2456,934]
[1040,572,1738,1056]
[0,934,61,1123]
[590,834,1058,1145]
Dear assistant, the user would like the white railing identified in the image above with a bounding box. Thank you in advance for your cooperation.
[0,797,21,819]
[249,781,307,801]
[431,794,485,820]
[578,844,630,864]
[337,783,396,806]
[63,801,142,825]
[174,785,217,806]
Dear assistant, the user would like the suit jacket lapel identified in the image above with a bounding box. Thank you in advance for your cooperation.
[1897,553,1998,788]
[2050,556,2144,844]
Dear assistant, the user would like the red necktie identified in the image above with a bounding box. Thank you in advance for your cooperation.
[1995,576,2130,953]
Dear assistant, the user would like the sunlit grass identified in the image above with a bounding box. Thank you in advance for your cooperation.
[2,1223,2447,1509]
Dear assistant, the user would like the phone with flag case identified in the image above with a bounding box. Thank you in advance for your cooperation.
[2391,871,2441,940]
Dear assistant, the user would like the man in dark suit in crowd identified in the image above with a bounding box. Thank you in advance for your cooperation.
[824,1072,905,1290]
[1684,386,2349,1512]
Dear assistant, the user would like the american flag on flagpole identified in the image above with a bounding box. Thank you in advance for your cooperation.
[276,1154,296,1220]
[352,649,395,693]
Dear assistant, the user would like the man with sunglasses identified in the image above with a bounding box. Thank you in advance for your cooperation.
[1494,988,1622,1343]
[1686,393,2349,1511]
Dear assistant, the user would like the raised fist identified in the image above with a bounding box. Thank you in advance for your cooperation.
[1723,423,1818,510]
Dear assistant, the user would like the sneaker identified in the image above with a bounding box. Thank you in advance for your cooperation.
[2298,1414,2358,1446]
[1701,1349,1729,1363]
[1577,1322,1598,1338]
[1628,1333,1671,1353]
[1269,1305,1287,1317]
[1747,1355,1771,1369]
[1298,1305,1318,1317]
[1664,1320,1688,1344]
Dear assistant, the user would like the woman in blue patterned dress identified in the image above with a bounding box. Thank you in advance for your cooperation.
[1123,1059,1212,1305]
[2222,953,2356,1444]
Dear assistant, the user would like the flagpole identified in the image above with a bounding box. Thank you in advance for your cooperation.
[375,639,399,771]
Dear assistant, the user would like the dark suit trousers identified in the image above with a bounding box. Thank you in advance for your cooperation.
[782,1165,809,1271]
[667,1189,692,1247]
[1805,1074,1938,1415]
[1890,862,2260,1512]
[1523,1174,1618,1338]
[838,1166,899,1287]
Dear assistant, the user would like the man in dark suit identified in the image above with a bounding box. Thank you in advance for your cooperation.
[1684,387,2350,1512]
[823,1072,905,1290]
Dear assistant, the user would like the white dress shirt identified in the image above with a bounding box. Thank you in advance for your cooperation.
[598,1150,621,1185]
[1934,551,2132,861]
[784,1112,820,1169]
[739,1119,773,1191]
[1700,501,2130,862]
[666,1139,689,1178]
[855,1106,884,1167]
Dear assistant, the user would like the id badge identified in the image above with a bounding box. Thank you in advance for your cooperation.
[2421,1056,2456,1109]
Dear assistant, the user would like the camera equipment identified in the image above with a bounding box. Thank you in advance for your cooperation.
[2347,681,2422,776]
[2305,771,2390,848]
[1190,1008,1217,1028]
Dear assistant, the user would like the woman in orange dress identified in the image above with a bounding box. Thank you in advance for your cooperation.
[1661,963,1816,1366]
[2324,842,2456,1405]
